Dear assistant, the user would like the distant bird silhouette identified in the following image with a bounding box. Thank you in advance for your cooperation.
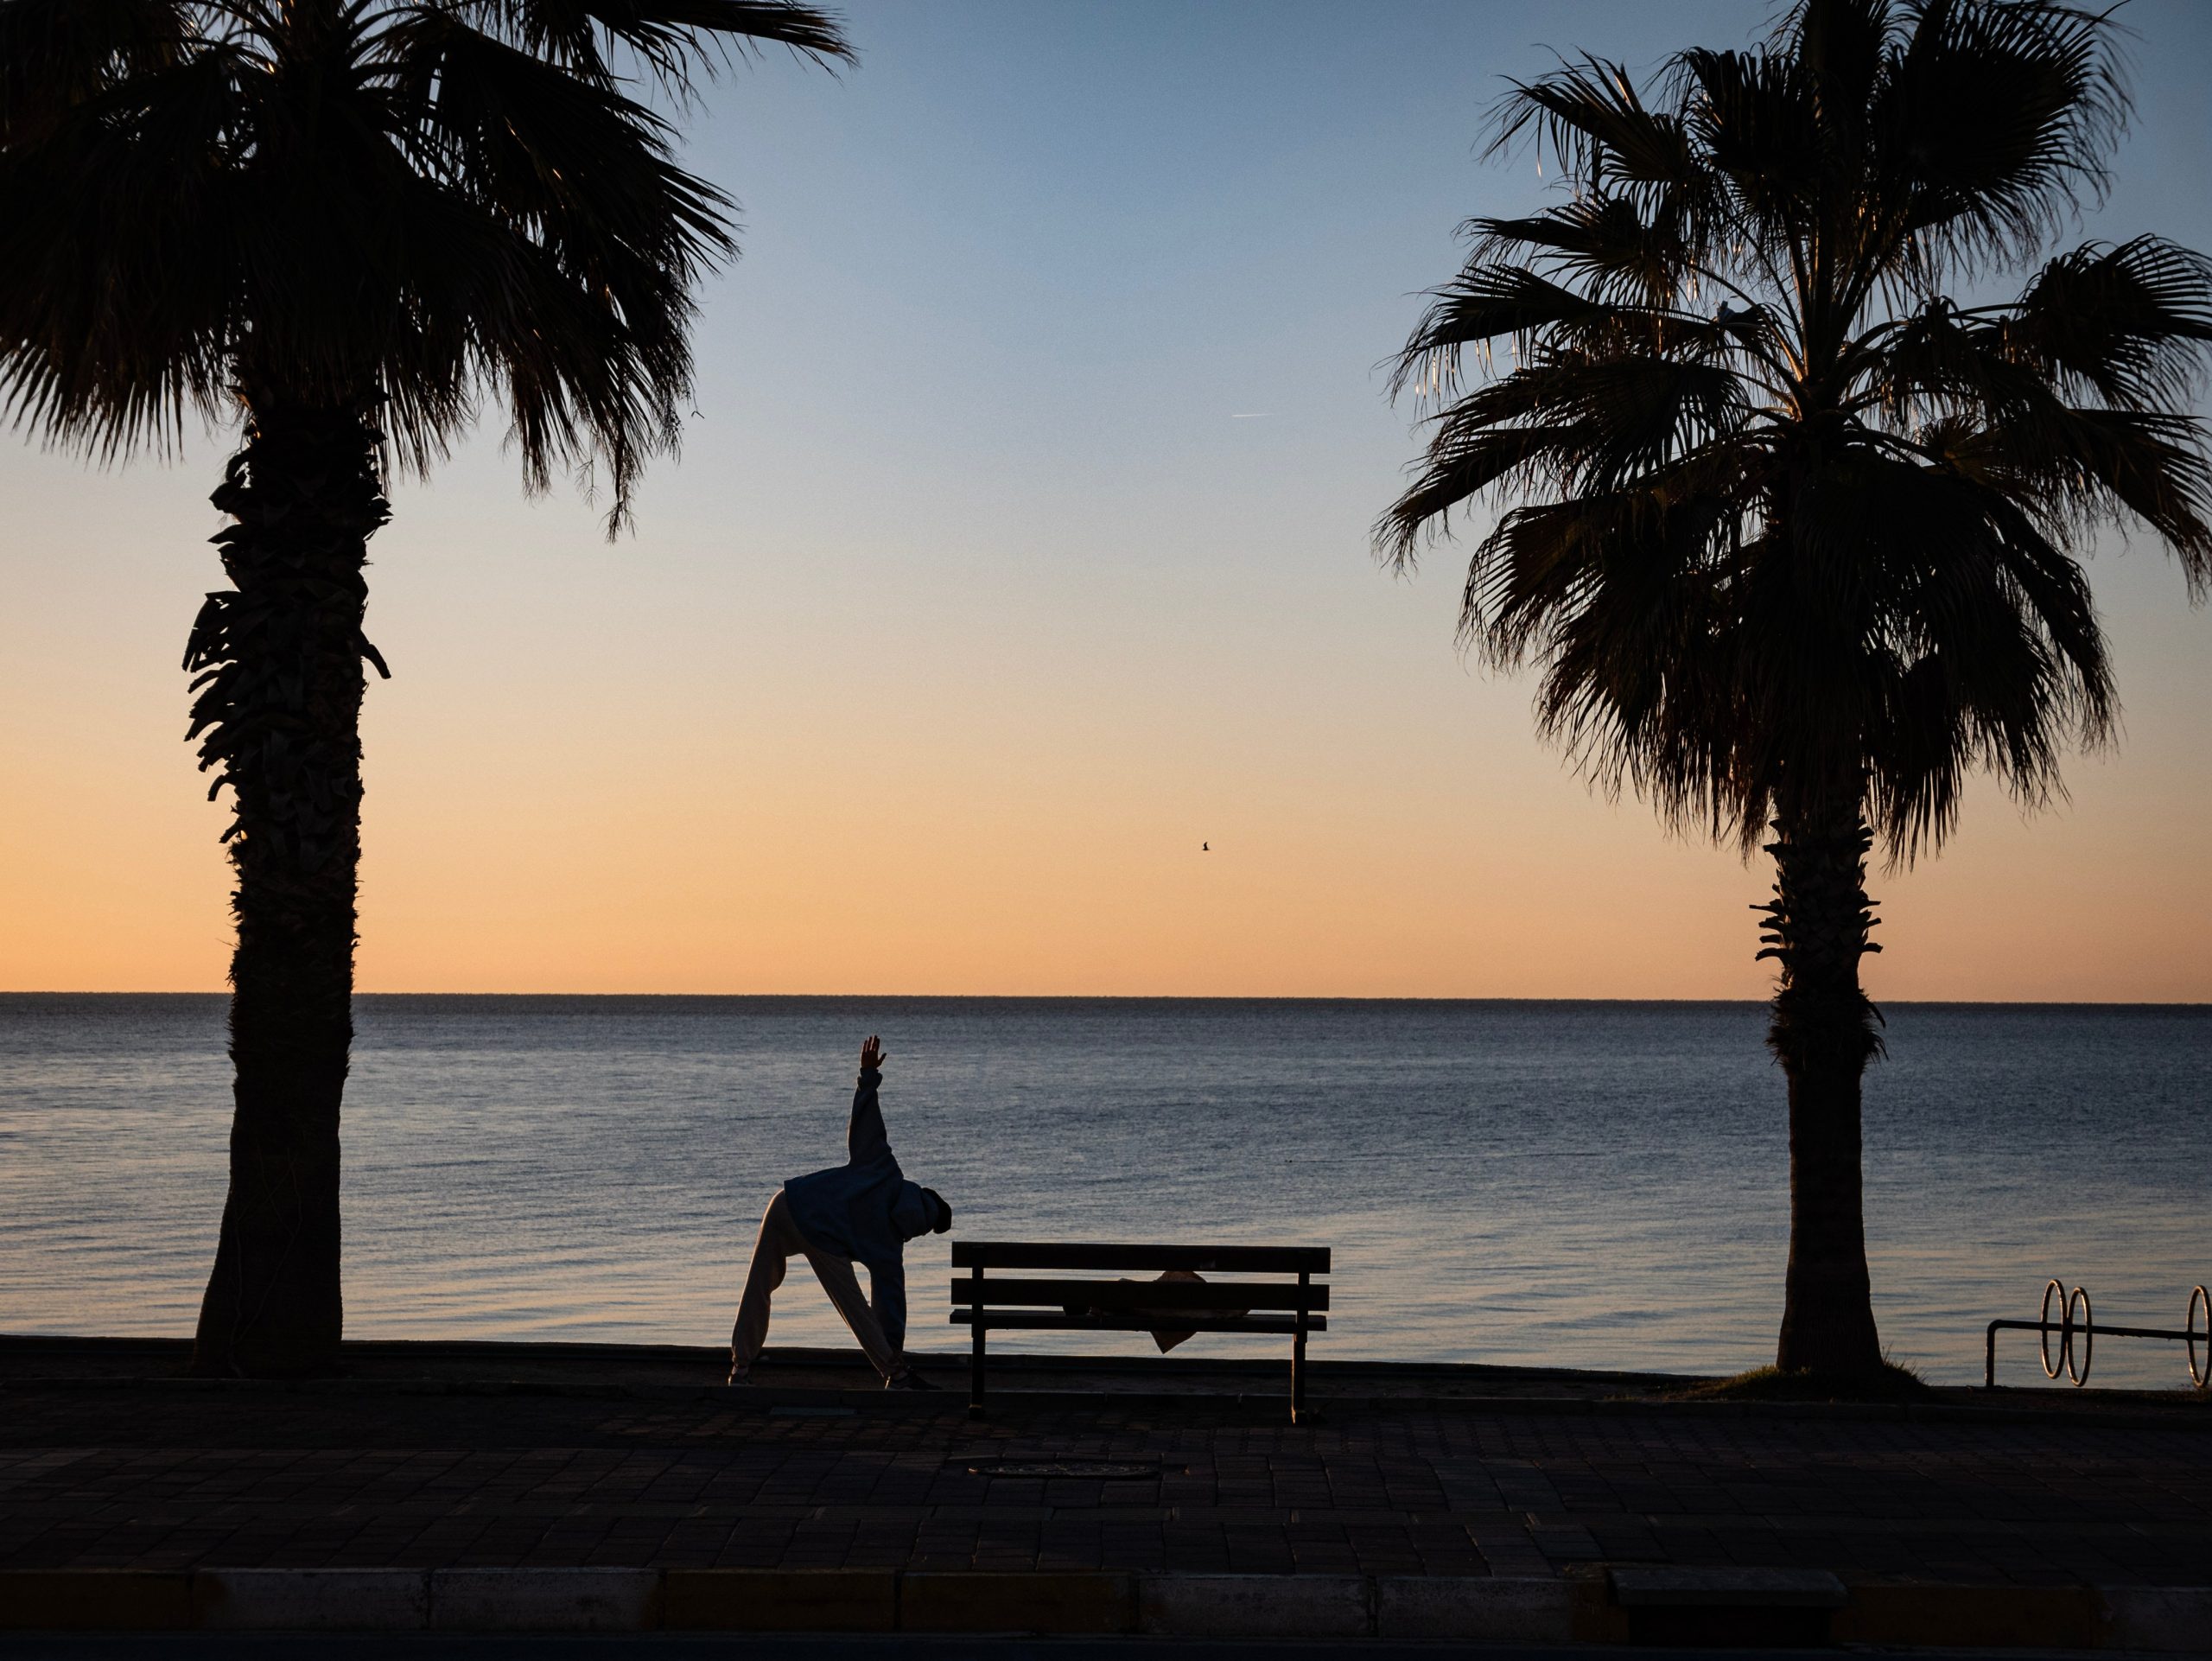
[1202,843,1210,851]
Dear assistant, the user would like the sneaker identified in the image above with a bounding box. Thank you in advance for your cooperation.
[884,1371,939,1391]
[724,1366,753,1388]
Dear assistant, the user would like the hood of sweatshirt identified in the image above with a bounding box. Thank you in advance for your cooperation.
[888,1181,937,1242]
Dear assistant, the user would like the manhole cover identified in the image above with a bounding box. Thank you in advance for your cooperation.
[963,1457,1162,1480]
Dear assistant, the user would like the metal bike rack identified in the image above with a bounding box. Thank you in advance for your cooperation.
[1983,1279,2209,1389]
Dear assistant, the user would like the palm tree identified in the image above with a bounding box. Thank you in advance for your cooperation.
[1379,0,2211,1378]
[1,0,851,1377]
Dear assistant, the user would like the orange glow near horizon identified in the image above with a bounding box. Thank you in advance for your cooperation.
[4,449,2205,1002]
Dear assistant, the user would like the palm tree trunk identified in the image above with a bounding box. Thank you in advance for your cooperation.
[1759,797,1885,1377]
[187,398,389,1378]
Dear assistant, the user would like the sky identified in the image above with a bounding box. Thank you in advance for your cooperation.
[3,0,2209,1000]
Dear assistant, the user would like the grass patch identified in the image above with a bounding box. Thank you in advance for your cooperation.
[1676,1359,1932,1403]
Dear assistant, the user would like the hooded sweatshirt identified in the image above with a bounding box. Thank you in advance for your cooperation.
[779,1067,934,1352]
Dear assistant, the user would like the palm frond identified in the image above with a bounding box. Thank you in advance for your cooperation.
[1466,196,1688,308]
[1489,54,1698,195]
[0,0,188,144]
[1964,406,2212,594]
[1782,0,1897,128]
[2007,236,2212,410]
[1875,0,2126,270]
[0,41,248,457]
[463,0,853,100]
[1386,265,1617,401]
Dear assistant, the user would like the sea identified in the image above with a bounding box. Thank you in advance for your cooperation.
[0,995,2204,1390]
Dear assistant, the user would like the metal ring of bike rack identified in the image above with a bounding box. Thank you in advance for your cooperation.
[2039,1278,2067,1379]
[1992,1279,2205,1391]
[2065,1285,2093,1386]
[2190,1286,2209,1391]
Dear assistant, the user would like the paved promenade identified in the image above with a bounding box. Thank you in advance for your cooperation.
[1,1344,2205,1589]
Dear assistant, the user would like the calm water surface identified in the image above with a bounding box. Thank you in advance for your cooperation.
[1,995,2204,1388]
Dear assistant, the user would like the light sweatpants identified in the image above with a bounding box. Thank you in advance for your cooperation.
[730,1190,906,1382]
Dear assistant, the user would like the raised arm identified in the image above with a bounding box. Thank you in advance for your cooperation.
[847,1034,891,1165]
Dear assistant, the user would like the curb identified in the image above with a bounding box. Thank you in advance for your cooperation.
[2,1569,2208,1647]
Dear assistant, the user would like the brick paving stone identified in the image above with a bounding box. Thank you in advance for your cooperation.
[0,1383,2205,1582]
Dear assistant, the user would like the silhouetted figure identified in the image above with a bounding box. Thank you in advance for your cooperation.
[1202,842,1209,851]
[728,1035,951,1390]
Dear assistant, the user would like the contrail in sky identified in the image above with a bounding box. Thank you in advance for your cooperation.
[1231,413,1271,419]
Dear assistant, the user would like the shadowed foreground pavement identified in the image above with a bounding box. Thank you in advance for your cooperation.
[0,1344,2205,1587]
[0,1638,2151,1660]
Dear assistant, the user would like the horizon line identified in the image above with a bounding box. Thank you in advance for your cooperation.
[3,989,2206,1009]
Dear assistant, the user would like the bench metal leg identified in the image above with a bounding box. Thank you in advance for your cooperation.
[969,1265,988,1418]
[1292,1270,1310,1424]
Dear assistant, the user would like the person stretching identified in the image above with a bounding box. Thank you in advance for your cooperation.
[728,1034,951,1390]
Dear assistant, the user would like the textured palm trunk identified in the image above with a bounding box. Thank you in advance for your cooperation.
[1758,797,1885,1378]
[187,399,388,1378]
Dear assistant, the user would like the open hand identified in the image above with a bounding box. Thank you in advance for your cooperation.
[860,1034,887,1072]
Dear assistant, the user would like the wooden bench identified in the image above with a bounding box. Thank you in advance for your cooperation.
[949,1241,1331,1422]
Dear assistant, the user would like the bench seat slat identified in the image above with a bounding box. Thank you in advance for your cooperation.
[952,1311,1327,1334]
[951,1241,1330,1273]
[953,1277,1327,1312]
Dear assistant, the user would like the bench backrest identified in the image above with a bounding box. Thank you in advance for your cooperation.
[950,1241,1330,1316]
[951,1242,1329,1274]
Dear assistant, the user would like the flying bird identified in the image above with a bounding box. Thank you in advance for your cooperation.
[1202,842,1210,851]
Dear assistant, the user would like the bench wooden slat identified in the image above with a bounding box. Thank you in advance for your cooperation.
[952,1277,1329,1313]
[950,1241,1330,1273]
[953,1311,1328,1334]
